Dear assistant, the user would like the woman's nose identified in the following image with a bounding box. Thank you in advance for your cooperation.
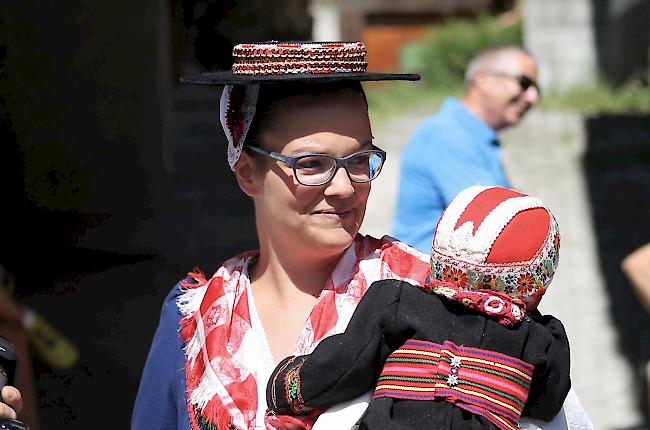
[324,166,355,197]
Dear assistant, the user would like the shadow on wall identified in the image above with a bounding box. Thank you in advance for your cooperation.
[583,114,650,420]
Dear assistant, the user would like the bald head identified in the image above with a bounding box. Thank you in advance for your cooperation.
[464,45,536,84]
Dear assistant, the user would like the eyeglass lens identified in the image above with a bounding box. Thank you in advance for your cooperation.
[294,152,384,185]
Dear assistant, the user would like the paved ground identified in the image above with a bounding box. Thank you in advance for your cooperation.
[360,106,645,429]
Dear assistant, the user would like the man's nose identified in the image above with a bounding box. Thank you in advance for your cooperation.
[523,85,540,104]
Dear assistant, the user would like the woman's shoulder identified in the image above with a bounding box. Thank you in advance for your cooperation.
[170,249,260,315]
[177,250,260,289]
[358,234,428,260]
[355,234,430,285]
[204,249,261,279]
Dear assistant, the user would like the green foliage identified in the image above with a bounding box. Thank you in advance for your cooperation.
[367,15,650,116]
[365,83,461,122]
[400,16,523,89]
[372,15,650,115]
[539,83,650,114]
[366,81,650,120]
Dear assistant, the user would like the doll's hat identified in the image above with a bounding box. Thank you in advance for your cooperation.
[179,41,420,85]
[430,186,560,310]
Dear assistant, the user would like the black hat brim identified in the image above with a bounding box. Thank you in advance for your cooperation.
[179,70,420,85]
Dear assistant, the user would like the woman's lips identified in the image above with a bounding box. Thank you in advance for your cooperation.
[313,208,354,220]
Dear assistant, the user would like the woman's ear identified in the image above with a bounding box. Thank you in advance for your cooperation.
[234,150,261,197]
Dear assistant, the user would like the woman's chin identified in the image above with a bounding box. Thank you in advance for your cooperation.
[306,228,358,255]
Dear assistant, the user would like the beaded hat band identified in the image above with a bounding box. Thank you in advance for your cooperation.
[231,42,367,75]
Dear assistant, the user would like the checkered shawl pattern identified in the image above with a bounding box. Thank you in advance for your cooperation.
[178,234,429,430]
[374,339,534,430]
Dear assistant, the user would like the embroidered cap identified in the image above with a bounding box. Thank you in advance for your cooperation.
[180,41,420,170]
[429,186,560,311]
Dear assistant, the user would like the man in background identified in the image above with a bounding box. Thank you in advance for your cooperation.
[392,45,541,252]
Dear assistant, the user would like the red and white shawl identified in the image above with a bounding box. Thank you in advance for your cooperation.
[178,234,429,430]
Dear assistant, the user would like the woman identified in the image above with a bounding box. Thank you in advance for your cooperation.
[130,42,591,430]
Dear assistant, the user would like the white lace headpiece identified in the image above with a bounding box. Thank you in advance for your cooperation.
[219,84,260,170]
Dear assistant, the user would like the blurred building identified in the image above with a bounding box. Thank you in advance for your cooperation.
[525,0,650,89]
[310,0,650,89]
[308,0,502,72]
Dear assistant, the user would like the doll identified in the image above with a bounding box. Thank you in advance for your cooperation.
[266,186,570,430]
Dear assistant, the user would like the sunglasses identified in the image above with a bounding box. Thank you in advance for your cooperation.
[485,71,540,95]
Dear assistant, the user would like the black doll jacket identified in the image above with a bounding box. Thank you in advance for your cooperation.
[267,279,571,430]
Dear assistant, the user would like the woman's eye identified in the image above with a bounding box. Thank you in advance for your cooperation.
[348,155,370,170]
[296,157,327,170]
[349,156,368,166]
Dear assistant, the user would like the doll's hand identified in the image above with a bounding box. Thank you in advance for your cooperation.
[265,412,311,430]
[265,409,323,430]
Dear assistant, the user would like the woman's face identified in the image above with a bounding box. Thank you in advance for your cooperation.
[248,88,373,260]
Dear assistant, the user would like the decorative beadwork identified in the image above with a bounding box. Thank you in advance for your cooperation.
[421,279,527,326]
[231,42,368,75]
[283,358,310,414]
[446,374,459,386]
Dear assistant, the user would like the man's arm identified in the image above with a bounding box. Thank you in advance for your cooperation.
[621,243,650,312]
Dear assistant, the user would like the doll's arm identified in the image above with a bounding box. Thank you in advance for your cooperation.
[523,314,572,421]
[266,280,406,415]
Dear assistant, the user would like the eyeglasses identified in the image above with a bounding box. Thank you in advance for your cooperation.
[485,71,540,95]
[245,145,387,186]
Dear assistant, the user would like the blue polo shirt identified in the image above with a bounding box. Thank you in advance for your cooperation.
[391,97,509,253]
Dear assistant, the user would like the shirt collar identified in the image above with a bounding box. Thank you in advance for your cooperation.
[439,97,498,145]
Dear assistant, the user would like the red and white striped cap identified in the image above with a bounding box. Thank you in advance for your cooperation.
[430,186,560,310]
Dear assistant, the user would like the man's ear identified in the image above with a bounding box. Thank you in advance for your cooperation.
[472,71,489,91]
[234,150,261,197]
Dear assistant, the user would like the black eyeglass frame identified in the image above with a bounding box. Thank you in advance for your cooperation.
[484,71,541,95]
[245,145,387,186]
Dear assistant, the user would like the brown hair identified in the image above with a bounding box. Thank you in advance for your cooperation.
[243,80,368,150]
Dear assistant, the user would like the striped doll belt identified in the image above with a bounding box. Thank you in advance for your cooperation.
[373,339,534,430]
